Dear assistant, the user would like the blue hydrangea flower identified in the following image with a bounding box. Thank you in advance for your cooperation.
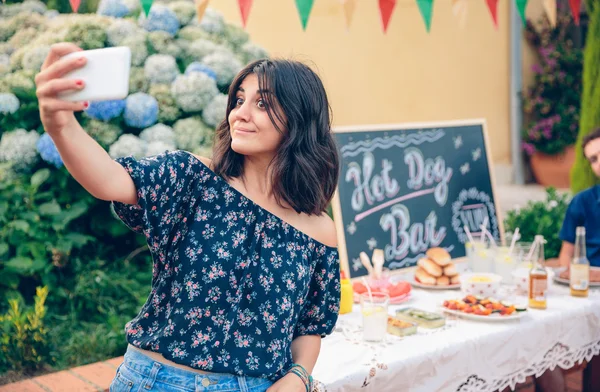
[97,0,129,18]
[85,100,126,122]
[124,93,158,128]
[184,62,217,81]
[0,93,19,114]
[36,133,63,168]
[140,5,180,37]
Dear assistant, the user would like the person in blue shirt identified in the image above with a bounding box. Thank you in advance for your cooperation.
[537,128,600,392]
[558,127,600,269]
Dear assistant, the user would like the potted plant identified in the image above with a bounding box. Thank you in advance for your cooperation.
[521,10,583,188]
[503,187,570,260]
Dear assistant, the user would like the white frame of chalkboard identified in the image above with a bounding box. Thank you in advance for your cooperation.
[330,118,506,279]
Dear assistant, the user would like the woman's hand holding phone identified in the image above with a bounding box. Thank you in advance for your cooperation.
[35,43,89,136]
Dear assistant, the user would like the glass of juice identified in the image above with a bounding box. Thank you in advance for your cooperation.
[494,246,516,284]
[360,292,389,342]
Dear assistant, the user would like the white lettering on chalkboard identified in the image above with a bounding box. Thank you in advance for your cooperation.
[404,147,453,207]
[451,188,499,243]
[380,204,446,260]
[345,152,400,212]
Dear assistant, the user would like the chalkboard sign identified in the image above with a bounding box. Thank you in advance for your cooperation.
[331,120,505,278]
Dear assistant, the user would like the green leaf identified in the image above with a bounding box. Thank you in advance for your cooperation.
[4,257,33,273]
[62,233,95,248]
[30,258,48,273]
[30,169,51,189]
[8,220,30,233]
[20,211,41,223]
[0,272,19,289]
[53,201,88,227]
[0,242,8,256]
[55,239,73,254]
[39,200,62,216]
[26,242,47,260]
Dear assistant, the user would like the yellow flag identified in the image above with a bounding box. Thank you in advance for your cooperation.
[196,0,210,23]
[342,0,357,30]
[543,0,557,27]
[451,0,468,28]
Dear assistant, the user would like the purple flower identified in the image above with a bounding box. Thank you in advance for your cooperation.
[531,63,543,74]
[522,142,536,156]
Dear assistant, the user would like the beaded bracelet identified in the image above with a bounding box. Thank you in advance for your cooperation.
[287,363,313,392]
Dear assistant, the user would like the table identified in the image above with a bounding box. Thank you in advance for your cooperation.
[312,280,600,392]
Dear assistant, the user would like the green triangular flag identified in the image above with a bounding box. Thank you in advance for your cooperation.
[295,0,315,30]
[141,0,153,17]
[416,0,434,32]
[516,0,528,26]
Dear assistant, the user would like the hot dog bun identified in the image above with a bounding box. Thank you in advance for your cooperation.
[417,257,443,277]
[443,263,458,277]
[450,275,460,285]
[415,267,437,285]
[426,247,452,266]
[436,275,450,286]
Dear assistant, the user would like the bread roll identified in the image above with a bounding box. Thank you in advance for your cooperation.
[417,257,443,277]
[415,267,436,285]
[436,275,450,286]
[443,263,458,277]
[426,247,452,266]
[450,275,460,285]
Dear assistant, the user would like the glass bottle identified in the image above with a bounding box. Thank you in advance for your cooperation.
[570,226,590,298]
[528,235,548,309]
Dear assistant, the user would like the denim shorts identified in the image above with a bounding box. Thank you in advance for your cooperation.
[109,345,274,392]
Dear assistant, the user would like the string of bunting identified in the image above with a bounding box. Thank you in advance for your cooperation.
[62,0,582,33]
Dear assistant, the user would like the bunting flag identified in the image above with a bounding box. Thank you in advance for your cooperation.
[195,0,210,22]
[238,0,253,27]
[569,0,581,25]
[543,0,557,27]
[295,0,315,30]
[378,0,397,33]
[69,0,81,12]
[341,0,357,30]
[485,0,499,29]
[515,0,528,26]
[141,0,153,16]
[416,0,434,32]
[452,0,468,28]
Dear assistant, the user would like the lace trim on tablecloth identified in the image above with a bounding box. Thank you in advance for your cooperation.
[456,339,600,392]
[311,318,460,391]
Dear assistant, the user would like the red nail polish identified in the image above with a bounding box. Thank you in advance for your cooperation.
[83,101,89,108]
[76,80,83,86]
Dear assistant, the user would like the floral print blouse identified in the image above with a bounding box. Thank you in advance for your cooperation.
[112,150,341,381]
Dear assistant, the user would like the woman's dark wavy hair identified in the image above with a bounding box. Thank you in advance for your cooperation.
[212,59,340,216]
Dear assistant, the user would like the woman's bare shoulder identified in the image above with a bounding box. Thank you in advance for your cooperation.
[307,213,338,248]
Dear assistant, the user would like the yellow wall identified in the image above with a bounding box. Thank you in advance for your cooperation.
[210,0,512,163]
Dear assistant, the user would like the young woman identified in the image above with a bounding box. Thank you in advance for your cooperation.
[35,43,341,392]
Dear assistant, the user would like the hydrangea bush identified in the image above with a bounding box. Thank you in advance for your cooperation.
[0,0,269,172]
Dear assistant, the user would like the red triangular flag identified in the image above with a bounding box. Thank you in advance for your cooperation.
[569,0,581,25]
[485,0,499,29]
[69,0,81,12]
[379,0,397,33]
[238,0,253,28]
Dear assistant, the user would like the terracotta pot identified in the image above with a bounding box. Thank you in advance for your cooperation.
[529,145,575,189]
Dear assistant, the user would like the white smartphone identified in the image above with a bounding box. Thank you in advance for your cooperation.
[58,46,131,102]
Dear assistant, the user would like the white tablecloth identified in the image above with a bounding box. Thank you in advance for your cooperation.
[313,282,600,392]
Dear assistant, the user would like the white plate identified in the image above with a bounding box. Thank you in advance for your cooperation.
[553,266,600,287]
[412,280,461,290]
[441,307,526,321]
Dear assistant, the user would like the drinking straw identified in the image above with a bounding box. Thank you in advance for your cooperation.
[362,277,373,303]
[464,225,475,243]
[508,228,520,256]
[525,237,538,262]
